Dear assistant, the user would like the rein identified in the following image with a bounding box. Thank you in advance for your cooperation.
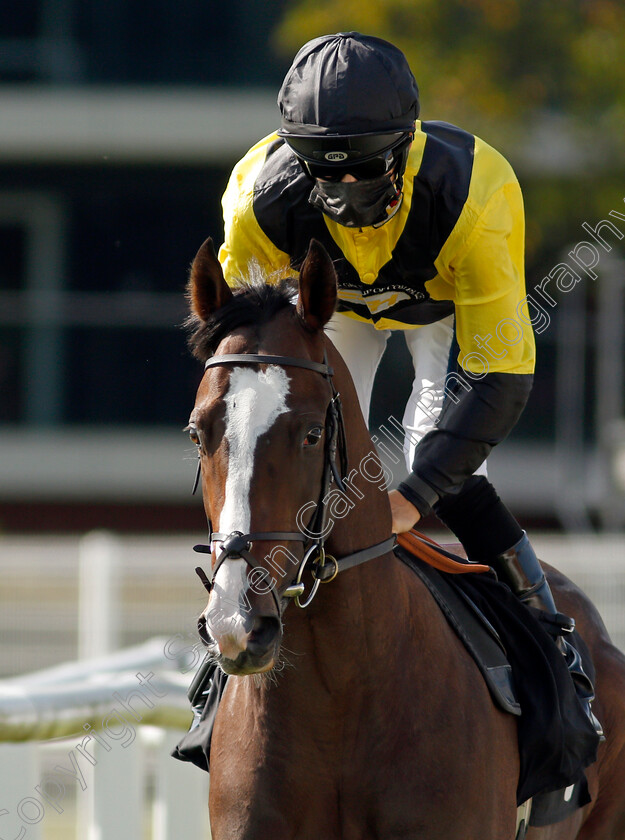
[192,349,395,611]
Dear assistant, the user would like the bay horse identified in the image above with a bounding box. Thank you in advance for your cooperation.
[185,237,625,839]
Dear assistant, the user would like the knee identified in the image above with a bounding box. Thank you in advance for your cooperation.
[434,475,500,521]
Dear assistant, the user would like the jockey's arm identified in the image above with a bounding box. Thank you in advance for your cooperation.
[397,179,536,524]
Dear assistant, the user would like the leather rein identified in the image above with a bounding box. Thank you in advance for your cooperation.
[192,350,396,612]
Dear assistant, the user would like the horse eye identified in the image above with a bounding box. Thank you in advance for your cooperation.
[187,424,200,445]
[303,426,323,447]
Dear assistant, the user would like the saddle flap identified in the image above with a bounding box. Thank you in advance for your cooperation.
[395,544,521,716]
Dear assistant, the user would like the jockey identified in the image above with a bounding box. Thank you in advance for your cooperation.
[217,32,602,737]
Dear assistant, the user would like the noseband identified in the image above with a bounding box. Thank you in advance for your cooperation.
[193,350,395,612]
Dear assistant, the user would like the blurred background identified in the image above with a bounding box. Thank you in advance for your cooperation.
[0,3,624,836]
[1,0,624,536]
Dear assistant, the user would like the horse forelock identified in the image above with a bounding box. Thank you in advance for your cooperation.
[187,271,297,362]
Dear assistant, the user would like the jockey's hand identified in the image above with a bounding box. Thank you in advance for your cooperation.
[389,489,421,534]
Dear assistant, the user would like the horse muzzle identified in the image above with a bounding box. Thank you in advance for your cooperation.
[202,596,283,675]
[218,615,282,675]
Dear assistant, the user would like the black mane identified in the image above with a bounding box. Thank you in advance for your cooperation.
[186,275,297,362]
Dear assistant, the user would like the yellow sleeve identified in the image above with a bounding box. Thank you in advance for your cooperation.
[218,133,294,287]
[449,179,535,375]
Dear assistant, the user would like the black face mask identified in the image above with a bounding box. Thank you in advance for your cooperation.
[308,174,401,228]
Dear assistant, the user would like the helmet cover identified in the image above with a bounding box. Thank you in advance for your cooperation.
[278,32,419,142]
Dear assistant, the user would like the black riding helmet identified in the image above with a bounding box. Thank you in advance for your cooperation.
[277,32,418,165]
[277,33,419,227]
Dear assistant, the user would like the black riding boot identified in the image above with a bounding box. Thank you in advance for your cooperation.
[492,531,604,740]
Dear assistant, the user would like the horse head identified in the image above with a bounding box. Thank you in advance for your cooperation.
[186,237,371,675]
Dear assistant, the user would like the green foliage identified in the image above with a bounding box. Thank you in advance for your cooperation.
[273,0,625,153]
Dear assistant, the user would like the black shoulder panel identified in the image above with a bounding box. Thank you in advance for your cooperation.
[418,120,475,250]
[252,139,345,271]
[377,121,475,287]
[363,121,474,324]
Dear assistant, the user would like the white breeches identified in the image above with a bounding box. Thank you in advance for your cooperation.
[325,312,488,477]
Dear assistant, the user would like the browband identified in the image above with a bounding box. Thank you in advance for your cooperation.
[204,353,333,378]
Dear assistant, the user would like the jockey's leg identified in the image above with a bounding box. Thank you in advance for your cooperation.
[435,475,604,739]
[325,313,390,427]
[491,530,603,738]
[401,315,456,469]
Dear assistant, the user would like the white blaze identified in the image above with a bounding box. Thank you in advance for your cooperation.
[220,365,290,533]
[209,365,289,644]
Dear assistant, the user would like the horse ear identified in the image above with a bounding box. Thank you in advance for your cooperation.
[188,237,233,322]
[296,239,338,331]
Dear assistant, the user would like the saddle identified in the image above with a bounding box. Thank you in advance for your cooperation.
[173,531,600,829]
[394,533,600,827]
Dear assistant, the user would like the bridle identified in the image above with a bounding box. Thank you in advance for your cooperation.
[192,349,396,614]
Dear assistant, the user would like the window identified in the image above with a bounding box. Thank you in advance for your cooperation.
[0,165,228,428]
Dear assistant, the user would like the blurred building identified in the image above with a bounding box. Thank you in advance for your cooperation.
[0,2,289,531]
[0,3,623,532]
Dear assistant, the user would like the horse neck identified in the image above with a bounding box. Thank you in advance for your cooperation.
[278,341,419,676]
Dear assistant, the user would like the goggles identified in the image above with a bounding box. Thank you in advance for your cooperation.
[301,148,396,182]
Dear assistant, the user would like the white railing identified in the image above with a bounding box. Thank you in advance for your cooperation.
[0,531,210,839]
[0,637,209,839]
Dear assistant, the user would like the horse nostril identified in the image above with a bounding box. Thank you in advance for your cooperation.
[247,616,281,653]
